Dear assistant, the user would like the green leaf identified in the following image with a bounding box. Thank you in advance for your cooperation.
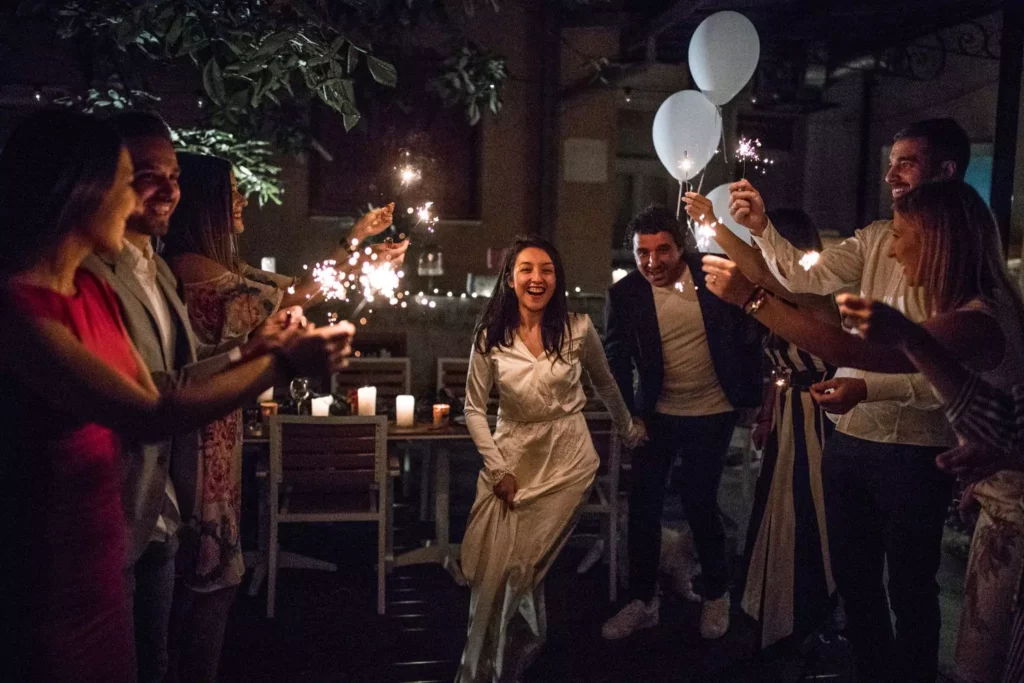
[366,55,397,88]
[347,43,360,73]
[165,15,184,46]
[202,58,226,105]
[343,113,360,132]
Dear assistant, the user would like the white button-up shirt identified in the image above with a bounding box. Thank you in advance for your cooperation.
[121,238,181,539]
[754,219,955,447]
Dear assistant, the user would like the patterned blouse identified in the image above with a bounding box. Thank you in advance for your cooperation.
[177,264,285,592]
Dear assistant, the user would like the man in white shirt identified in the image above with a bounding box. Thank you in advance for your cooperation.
[728,119,970,683]
[601,207,762,641]
[83,111,265,683]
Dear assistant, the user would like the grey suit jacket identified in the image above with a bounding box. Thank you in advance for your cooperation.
[82,250,236,566]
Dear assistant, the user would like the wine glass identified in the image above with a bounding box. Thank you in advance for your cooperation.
[290,377,311,414]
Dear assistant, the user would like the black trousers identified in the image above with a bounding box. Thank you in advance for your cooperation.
[823,432,952,683]
[628,410,738,603]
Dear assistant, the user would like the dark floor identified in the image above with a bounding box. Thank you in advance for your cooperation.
[222,454,960,683]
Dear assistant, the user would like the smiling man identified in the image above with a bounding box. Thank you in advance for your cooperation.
[727,118,970,683]
[601,206,762,642]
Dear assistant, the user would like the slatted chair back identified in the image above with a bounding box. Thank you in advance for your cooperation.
[272,418,387,495]
[436,357,498,415]
[584,412,619,481]
[331,358,411,404]
[266,415,391,616]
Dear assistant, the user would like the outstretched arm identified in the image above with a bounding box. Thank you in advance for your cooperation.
[579,316,641,442]
[702,256,1004,375]
[683,190,836,322]
[728,179,868,295]
[603,289,637,415]
[0,305,353,441]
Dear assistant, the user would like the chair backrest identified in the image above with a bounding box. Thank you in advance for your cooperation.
[269,416,388,493]
[332,358,411,403]
[437,356,499,414]
[584,412,620,481]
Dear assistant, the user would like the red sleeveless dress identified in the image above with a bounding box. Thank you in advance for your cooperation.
[1,270,139,683]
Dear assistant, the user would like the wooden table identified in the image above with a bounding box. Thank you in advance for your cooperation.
[243,421,476,590]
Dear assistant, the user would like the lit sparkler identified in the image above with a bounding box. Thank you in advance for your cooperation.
[397,164,421,187]
[413,201,439,233]
[735,137,775,178]
[695,221,718,252]
[799,251,820,271]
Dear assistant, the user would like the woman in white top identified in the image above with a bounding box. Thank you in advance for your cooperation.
[705,179,1024,683]
[456,237,643,683]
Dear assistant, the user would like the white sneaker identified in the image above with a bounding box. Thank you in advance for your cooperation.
[700,592,731,639]
[601,597,659,640]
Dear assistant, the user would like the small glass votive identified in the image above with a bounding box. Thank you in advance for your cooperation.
[432,404,450,428]
[259,401,279,421]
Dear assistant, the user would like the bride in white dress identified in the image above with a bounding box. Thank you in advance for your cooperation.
[456,238,644,683]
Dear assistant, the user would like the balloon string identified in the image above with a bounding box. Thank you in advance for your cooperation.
[718,107,729,164]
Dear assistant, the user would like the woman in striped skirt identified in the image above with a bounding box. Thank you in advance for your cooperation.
[681,196,840,649]
[743,335,835,649]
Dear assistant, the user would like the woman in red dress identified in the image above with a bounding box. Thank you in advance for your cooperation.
[0,111,356,683]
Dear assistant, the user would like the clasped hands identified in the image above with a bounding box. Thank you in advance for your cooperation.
[246,305,355,377]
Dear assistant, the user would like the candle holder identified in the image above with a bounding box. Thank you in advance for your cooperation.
[432,403,450,428]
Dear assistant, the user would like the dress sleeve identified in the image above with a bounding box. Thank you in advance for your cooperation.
[240,263,298,290]
[579,315,633,436]
[464,340,507,481]
[754,220,872,295]
[219,272,285,342]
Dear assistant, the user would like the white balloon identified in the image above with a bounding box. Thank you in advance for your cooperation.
[702,183,752,254]
[689,11,760,106]
[652,90,722,182]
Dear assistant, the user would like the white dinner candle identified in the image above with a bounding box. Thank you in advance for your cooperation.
[311,396,333,417]
[258,386,274,403]
[396,395,415,427]
[357,386,377,416]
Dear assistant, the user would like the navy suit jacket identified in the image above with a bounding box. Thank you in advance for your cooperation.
[603,254,763,418]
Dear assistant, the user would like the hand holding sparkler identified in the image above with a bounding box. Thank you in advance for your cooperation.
[347,202,396,244]
[701,255,758,307]
[727,179,768,236]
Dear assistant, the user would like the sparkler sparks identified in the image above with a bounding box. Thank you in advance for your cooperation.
[735,137,761,163]
[799,251,820,271]
[397,164,421,187]
[695,222,718,251]
[735,137,775,178]
[413,201,439,233]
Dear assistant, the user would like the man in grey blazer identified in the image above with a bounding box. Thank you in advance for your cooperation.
[83,111,264,683]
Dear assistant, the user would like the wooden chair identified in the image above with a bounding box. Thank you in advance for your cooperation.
[576,412,623,602]
[267,416,391,617]
[331,357,411,406]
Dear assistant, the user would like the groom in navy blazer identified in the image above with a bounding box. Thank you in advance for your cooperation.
[601,205,762,641]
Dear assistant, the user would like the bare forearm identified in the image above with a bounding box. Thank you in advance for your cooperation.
[899,325,972,404]
[750,296,915,373]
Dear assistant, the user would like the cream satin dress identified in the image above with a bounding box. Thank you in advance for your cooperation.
[455,314,632,683]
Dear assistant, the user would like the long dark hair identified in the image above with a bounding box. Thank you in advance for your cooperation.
[0,110,123,275]
[163,152,238,272]
[474,237,572,363]
[895,179,1021,317]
